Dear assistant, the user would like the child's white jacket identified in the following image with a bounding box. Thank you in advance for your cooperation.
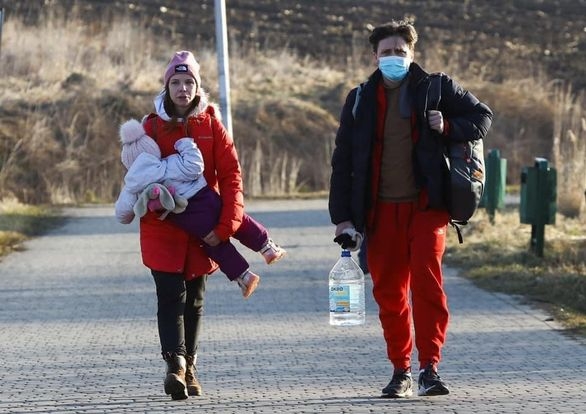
[115,138,207,224]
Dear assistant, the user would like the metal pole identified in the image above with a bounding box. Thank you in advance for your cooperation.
[214,0,233,138]
[0,8,5,58]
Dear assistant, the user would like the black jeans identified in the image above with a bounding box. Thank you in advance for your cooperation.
[152,271,207,357]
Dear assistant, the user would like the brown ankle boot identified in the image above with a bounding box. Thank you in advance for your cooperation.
[185,354,202,396]
[163,353,188,400]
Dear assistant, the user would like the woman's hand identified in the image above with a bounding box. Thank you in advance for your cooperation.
[203,230,221,246]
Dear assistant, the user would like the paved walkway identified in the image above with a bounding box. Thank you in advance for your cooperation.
[0,199,584,413]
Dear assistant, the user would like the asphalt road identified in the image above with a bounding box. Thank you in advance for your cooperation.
[0,199,584,413]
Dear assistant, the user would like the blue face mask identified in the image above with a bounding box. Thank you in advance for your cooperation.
[378,56,411,81]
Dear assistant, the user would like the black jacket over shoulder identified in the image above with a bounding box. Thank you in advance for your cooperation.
[328,63,493,232]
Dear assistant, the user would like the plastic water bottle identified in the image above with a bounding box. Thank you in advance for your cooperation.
[329,250,365,326]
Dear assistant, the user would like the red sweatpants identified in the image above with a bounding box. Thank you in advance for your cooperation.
[366,200,450,371]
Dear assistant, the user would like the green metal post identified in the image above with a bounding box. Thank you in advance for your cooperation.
[530,158,549,257]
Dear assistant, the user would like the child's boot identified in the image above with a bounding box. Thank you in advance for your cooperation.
[236,270,260,298]
[260,239,287,265]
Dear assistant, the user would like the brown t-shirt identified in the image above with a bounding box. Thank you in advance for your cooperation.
[378,84,419,201]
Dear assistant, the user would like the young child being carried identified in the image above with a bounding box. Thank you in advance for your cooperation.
[115,119,286,298]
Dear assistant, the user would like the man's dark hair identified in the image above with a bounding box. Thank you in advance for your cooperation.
[368,20,418,52]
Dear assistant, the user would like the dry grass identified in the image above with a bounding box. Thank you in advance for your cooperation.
[0,10,162,91]
[445,207,586,335]
[0,11,361,204]
[0,198,64,258]
[0,6,584,216]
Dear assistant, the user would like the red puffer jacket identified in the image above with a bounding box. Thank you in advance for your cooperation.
[141,105,244,280]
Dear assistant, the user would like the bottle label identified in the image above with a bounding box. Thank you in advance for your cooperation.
[329,285,351,313]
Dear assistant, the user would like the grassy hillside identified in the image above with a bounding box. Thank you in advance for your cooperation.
[5,0,585,89]
[0,0,584,214]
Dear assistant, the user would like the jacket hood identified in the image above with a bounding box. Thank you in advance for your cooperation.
[153,87,221,121]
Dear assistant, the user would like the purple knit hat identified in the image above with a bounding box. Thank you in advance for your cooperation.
[163,51,201,88]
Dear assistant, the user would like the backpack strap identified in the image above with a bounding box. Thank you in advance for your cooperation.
[426,73,468,244]
[426,73,443,112]
[449,221,464,244]
[351,83,364,119]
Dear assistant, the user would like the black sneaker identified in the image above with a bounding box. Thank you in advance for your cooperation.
[381,369,413,398]
[417,364,449,396]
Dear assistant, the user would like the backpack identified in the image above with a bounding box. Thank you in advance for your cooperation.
[427,74,485,243]
[351,74,485,243]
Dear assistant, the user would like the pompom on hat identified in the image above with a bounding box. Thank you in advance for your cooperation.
[119,119,161,169]
[163,50,201,88]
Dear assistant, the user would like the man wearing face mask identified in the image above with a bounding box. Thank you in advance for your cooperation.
[329,21,492,398]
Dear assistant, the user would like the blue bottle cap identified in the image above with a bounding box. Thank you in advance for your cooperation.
[341,250,351,257]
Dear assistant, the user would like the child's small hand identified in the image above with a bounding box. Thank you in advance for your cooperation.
[202,230,221,246]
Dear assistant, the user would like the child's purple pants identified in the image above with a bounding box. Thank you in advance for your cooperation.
[168,186,268,280]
